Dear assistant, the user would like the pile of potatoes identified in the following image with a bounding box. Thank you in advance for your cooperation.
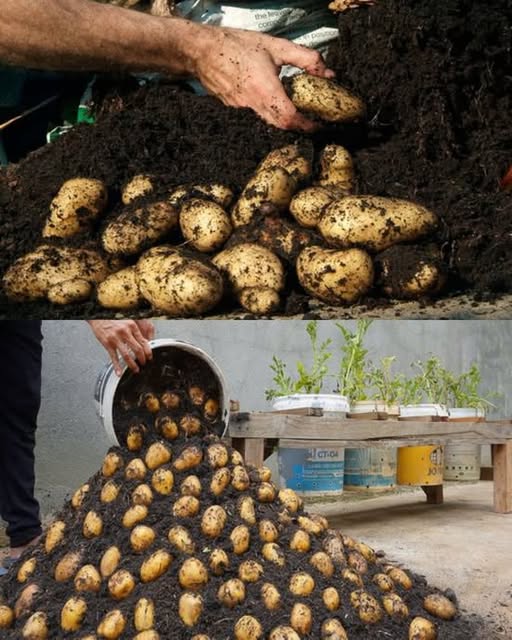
[0,379,460,639]
[2,74,445,316]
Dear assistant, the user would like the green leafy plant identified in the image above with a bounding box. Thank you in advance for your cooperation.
[335,320,372,402]
[265,321,332,400]
[410,356,451,405]
[367,356,405,405]
[447,363,497,411]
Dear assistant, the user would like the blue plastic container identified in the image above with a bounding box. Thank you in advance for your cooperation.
[278,442,345,497]
[344,448,397,491]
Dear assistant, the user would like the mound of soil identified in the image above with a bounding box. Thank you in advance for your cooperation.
[0,353,489,639]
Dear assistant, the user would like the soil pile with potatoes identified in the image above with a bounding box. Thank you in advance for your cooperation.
[0,0,510,319]
[0,359,489,638]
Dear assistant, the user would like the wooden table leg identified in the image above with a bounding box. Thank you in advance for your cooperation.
[231,437,265,468]
[422,485,444,505]
[492,443,512,513]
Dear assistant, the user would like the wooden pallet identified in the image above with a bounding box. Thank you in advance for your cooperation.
[228,411,512,514]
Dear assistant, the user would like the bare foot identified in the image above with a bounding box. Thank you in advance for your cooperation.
[9,534,42,559]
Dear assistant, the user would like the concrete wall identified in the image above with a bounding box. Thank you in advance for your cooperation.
[33,320,512,514]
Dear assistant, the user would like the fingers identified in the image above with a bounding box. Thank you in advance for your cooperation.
[273,39,335,78]
[88,319,153,376]
[137,319,156,341]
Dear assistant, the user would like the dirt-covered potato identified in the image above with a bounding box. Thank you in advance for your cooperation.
[310,552,334,578]
[318,196,439,253]
[102,451,123,477]
[145,442,171,469]
[3,245,110,302]
[22,611,49,639]
[238,286,281,315]
[423,594,457,620]
[173,446,203,472]
[210,467,231,496]
[322,587,340,611]
[15,584,39,618]
[74,565,101,592]
[43,178,108,238]
[173,495,200,518]
[181,475,202,497]
[259,520,278,543]
[207,443,229,468]
[151,467,174,495]
[97,610,126,639]
[142,392,160,413]
[231,465,250,491]
[137,246,223,317]
[130,525,156,552]
[125,458,147,480]
[373,573,394,592]
[278,488,302,513]
[239,560,264,583]
[409,616,437,640]
[297,245,374,305]
[108,570,135,600]
[133,630,160,640]
[261,583,281,610]
[156,416,179,440]
[0,605,14,629]
[289,572,315,596]
[122,175,154,204]
[289,187,337,229]
[132,484,153,506]
[348,550,368,574]
[102,201,179,256]
[140,550,172,583]
[386,566,413,589]
[238,496,256,525]
[288,73,365,123]
[179,558,208,590]
[231,525,250,555]
[180,198,233,252]
[321,618,348,639]
[269,626,300,640]
[179,592,203,627]
[342,567,363,588]
[180,414,202,435]
[168,526,195,554]
[234,615,263,640]
[47,278,93,305]
[354,591,383,623]
[201,505,227,538]
[134,597,155,632]
[262,542,285,566]
[382,593,409,618]
[97,266,143,310]
[192,184,235,209]
[317,145,354,193]
[100,546,121,577]
[17,557,36,583]
[55,551,82,582]
[45,520,66,552]
[290,530,311,553]
[218,579,246,608]
[71,483,90,508]
[122,504,148,528]
[322,532,345,566]
[209,549,230,576]
[290,603,312,635]
[231,167,297,228]
[256,482,276,503]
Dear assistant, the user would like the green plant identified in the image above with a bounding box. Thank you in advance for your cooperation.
[448,363,497,411]
[335,320,372,402]
[367,356,405,405]
[265,321,332,400]
[411,356,451,405]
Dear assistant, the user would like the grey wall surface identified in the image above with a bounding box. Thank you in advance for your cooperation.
[34,320,512,515]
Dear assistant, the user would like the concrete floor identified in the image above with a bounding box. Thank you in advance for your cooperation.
[315,481,512,637]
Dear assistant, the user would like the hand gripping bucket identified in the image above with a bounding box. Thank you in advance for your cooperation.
[94,339,230,446]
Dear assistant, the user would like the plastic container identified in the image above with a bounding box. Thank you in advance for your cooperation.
[399,404,448,420]
[444,408,484,481]
[348,399,388,419]
[344,448,397,491]
[95,339,230,446]
[272,394,348,497]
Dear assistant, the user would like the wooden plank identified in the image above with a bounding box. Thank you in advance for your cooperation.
[231,437,265,468]
[280,437,504,448]
[493,443,512,513]
[229,413,512,442]
[422,485,444,505]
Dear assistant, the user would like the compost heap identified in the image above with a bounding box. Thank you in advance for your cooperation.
[0,360,483,639]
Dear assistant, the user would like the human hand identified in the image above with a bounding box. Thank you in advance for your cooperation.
[328,0,375,13]
[192,27,335,131]
[88,319,154,375]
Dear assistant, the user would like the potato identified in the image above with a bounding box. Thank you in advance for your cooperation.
[15,584,39,618]
[290,603,312,635]
[262,542,285,566]
[231,450,244,465]
[180,198,232,252]
[168,526,195,554]
[423,594,457,620]
[289,572,315,596]
[201,505,227,538]
[239,286,281,315]
[74,565,101,592]
[130,525,156,552]
[234,615,263,640]
[173,496,200,518]
[125,458,147,481]
[132,484,153,506]
[174,446,203,471]
[134,598,155,631]
[348,551,368,575]
[191,183,234,209]
[239,560,264,583]
[210,467,231,496]
[317,145,354,193]
[140,549,172,583]
[250,466,272,483]
[290,186,337,228]
[231,525,250,554]
[321,618,348,640]
[151,467,174,495]
[296,245,374,304]
[204,398,219,420]
[297,515,323,536]
[386,566,413,590]
[290,530,311,553]
[97,266,143,310]
[257,144,312,183]
[309,513,329,531]
[409,617,437,640]
[318,196,439,253]
[231,168,297,228]
[122,505,148,528]
[137,246,223,317]
[354,541,376,563]
[288,73,365,123]
[180,415,202,436]
[351,590,382,623]
[261,583,281,610]
[310,552,334,578]
[323,587,340,611]
[22,611,48,639]
[71,483,90,509]
[207,443,229,468]
[4,245,110,302]
[97,610,126,639]
[382,593,409,618]
[141,392,160,413]
[278,488,301,513]
[108,569,135,600]
[43,178,107,238]
[181,475,202,497]
[102,452,123,477]
[238,496,256,525]
[45,520,66,552]
[156,416,179,440]
[17,558,36,583]
[269,627,300,640]
[179,592,203,627]
[55,551,82,581]
[218,579,246,608]
[231,465,250,491]
[122,175,154,204]
[209,548,230,576]
[60,599,88,633]
[373,573,394,592]
[102,201,179,256]
[0,605,14,629]
[341,568,363,588]
[322,533,345,566]
[126,425,145,451]
[100,546,121,577]
[189,384,204,404]
[145,442,171,469]
[251,214,320,263]
[259,519,278,543]
[47,278,93,305]
[160,390,181,410]
[133,632,159,640]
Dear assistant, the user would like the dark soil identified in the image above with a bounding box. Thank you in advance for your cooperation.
[0,0,511,319]
[0,355,491,639]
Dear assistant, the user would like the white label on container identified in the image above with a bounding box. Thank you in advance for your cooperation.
[306,448,343,462]
[219,5,307,32]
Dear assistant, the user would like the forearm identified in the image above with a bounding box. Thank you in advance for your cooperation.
[0,0,206,75]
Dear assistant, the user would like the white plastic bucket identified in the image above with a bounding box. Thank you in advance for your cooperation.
[399,404,448,420]
[348,400,388,419]
[271,393,349,416]
[444,407,484,481]
[94,339,230,446]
